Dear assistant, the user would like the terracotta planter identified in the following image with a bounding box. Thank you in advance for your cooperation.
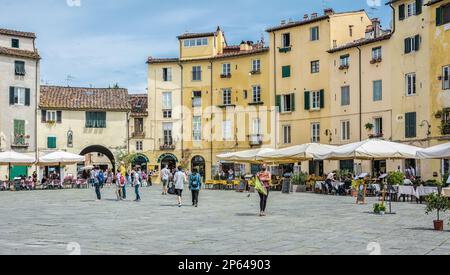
[434,220,444,231]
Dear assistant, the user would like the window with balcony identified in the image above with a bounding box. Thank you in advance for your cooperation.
[371,47,382,62]
[339,55,350,69]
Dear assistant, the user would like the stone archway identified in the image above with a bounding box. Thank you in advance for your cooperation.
[80,145,116,171]
[191,155,206,178]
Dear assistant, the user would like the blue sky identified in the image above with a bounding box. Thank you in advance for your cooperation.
[1,0,391,93]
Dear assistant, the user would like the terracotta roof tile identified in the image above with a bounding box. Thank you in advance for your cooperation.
[266,15,330,32]
[0,28,36,39]
[425,0,444,5]
[0,46,40,60]
[327,33,392,53]
[40,86,131,111]
[147,57,179,64]
[129,94,148,116]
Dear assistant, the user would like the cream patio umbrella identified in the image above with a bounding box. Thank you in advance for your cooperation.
[316,139,422,160]
[39,151,85,166]
[258,143,337,163]
[217,148,275,164]
[0,150,36,180]
[416,142,450,159]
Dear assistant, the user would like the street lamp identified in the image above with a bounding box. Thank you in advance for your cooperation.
[419,120,432,138]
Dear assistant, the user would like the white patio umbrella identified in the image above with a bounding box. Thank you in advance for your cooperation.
[217,148,275,164]
[258,143,337,163]
[39,151,85,166]
[416,142,450,159]
[316,139,422,160]
[0,151,36,180]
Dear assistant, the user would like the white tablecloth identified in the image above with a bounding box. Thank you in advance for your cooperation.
[315,181,324,190]
[416,186,439,198]
[397,186,416,197]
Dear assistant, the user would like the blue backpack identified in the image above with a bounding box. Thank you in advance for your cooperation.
[190,174,200,189]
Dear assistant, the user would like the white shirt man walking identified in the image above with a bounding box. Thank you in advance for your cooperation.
[173,166,186,207]
[160,165,170,195]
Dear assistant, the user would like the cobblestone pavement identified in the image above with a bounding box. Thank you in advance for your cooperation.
[0,186,449,255]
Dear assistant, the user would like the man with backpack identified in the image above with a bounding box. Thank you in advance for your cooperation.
[189,169,202,207]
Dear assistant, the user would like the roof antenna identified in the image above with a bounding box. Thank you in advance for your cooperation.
[65,75,75,87]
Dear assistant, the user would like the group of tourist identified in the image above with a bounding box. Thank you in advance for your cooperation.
[160,165,202,207]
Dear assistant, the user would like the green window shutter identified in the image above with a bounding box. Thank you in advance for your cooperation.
[319,89,325,109]
[14,120,25,135]
[86,112,91,128]
[436,7,443,26]
[414,35,420,51]
[399,4,405,20]
[282,66,291,78]
[101,112,107,128]
[291,93,296,111]
[405,112,417,138]
[415,0,422,15]
[47,137,56,149]
[404,38,411,54]
[25,88,30,106]
[304,91,310,110]
[276,95,281,112]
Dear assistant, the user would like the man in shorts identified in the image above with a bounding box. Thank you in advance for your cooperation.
[160,165,170,195]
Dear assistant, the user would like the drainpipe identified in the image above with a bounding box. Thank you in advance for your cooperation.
[389,4,396,35]
[272,31,278,148]
[127,111,130,154]
[34,39,39,175]
[178,62,184,160]
[357,46,362,141]
[210,60,214,177]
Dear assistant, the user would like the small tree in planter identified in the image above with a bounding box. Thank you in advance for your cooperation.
[291,172,308,193]
[387,171,404,186]
[425,193,450,231]
[373,203,386,215]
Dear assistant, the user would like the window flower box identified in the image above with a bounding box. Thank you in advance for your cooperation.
[339,65,349,70]
[279,47,292,53]
[220,74,232,79]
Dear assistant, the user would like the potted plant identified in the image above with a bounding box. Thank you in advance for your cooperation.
[373,203,386,215]
[387,171,404,186]
[291,172,308,193]
[425,193,450,231]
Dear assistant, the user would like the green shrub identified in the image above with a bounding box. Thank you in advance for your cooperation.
[387,171,404,185]
[425,193,450,221]
[291,172,308,186]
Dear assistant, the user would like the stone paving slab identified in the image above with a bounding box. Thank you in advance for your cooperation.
[0,187,449,255]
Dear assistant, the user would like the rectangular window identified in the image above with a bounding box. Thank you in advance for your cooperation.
[407,2,416,17]
[374,117,383,137]
[252,59,261,72]
[192,91,202,107]
[11,39,19,48]
[184,38,208,48]
[252,85,261,103]
[222,89,232,105]
[282,33,291,48]
[340,55,350,67]
[252,118,261,135]
[222,120,232,140]
[47,136,57,149]
[373,80,383,101]
[341,86,350,106]
[406,73,417,96]
[372,47,382,60]
[311,60,320,73]
[134,118,144,133]
[162,92,172,110]
[310,26,319,41]
[222,63,231,76]
[46,111,57,122]
[193,116,202,141]
[405,112,417,138]
[404,35,420,54]
[85,112,106,128]
[443,65,450,90]
[15,61,25,76]
[341,121,350,141]
[278,94,295,113]
[311,91,321,110]
[437,4,450,26]
[12,87,26,105]
[192,66,202,81]
[136,141,143,151]
[283,125,291,144]
[163,68,172,82]
[13,119,26,146]
[282,65,291,78]
[311,123,321,143]
[163,123,173,145]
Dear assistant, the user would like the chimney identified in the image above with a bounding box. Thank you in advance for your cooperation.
[303,14,309,20]
[371,18,381,38]
[311,13,318,19]
[324,8,334,16]
[280,19,286,25]
[240,41,250,51]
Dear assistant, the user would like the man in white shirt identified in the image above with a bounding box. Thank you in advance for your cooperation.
[173,166,186,207]
[160,165,170,195]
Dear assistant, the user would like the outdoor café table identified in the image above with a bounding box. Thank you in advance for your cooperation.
[416,186,439,199]
[397,185,416,202]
